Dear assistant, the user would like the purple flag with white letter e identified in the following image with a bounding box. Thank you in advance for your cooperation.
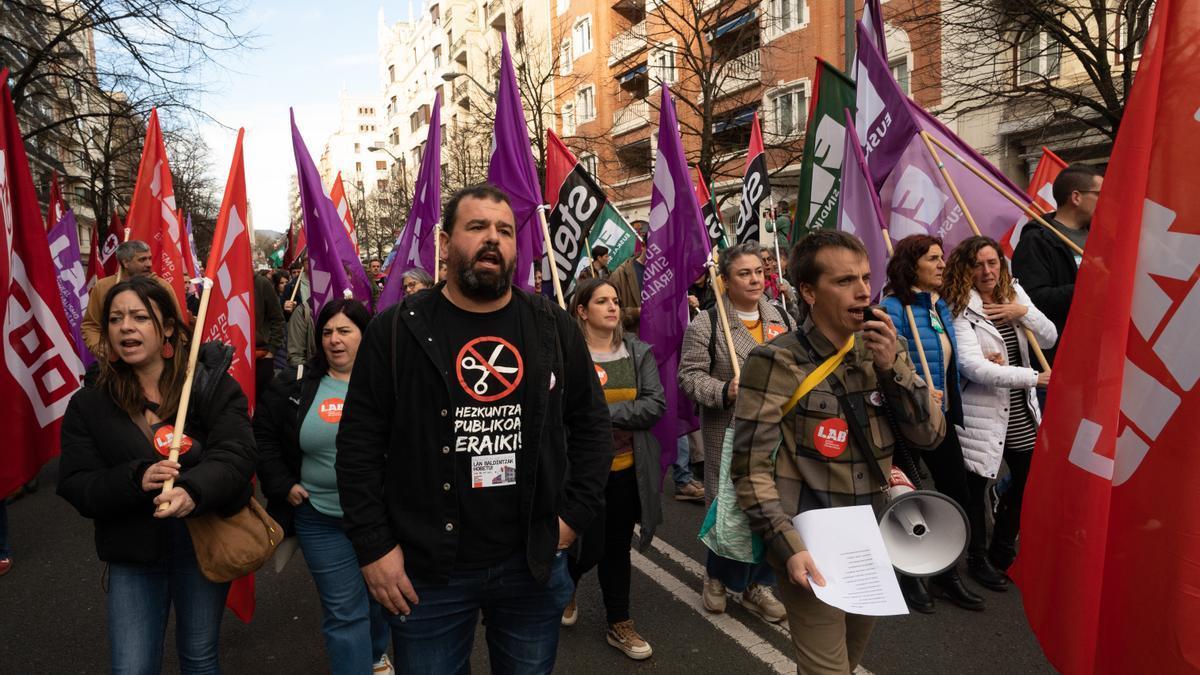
[488,33,544,292]
[853,20,1029,257]
[290,110,355,316]
[839,110,890,301]
[47,210,94,367]
[640,85,710,475]
[379,94,442,312]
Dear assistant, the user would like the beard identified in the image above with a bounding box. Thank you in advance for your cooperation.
[450,242,514,300]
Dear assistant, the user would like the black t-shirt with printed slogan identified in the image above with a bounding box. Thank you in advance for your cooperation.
[432,292,527,568]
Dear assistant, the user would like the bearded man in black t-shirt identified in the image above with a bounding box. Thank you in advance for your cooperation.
[337,184,612,674]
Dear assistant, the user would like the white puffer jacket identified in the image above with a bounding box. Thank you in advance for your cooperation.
[953,283,1057,478]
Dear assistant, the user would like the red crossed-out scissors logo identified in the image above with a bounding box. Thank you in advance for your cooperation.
[455,336,524,402]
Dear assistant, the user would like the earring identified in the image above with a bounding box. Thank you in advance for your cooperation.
[161,342,174,359]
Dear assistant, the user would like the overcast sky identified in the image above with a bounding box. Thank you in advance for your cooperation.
[199,2,415,234]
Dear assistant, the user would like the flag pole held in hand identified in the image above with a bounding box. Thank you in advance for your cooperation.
[158,276,214,511]
[707,246,740,380]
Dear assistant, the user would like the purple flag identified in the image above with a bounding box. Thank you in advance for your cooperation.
[488,33,544,292]
[47,210,94,367]
[853,20,1030,258]
[379,94,442,312]
[641,85,710,476]
[290,110,356,316]
[860,0,888,61]
[839,110,890,300]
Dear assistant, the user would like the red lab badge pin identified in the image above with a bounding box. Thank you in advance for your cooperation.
[813,418,849,458]
[153,426,194,457]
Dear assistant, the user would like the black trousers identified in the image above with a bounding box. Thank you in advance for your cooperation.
[568,466,640,624]
[908,424,972,515]
[965,448,1033,569]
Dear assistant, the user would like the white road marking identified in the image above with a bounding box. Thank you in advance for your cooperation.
[630,549,796,674]
[641,534,875,675]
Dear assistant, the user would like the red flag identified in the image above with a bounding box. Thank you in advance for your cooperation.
[329,172,359,256]
[45,171,66,230]
[0,69,84,496]
[543,129,578,207]
[125,109,189,315]
[999,147,1069,256]
[87,213,123,291]
[1011,4,1200,673]
[198,129,258,621]
[734,113,769,244]
[694,166,726,248]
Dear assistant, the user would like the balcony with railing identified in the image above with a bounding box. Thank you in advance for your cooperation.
[608,21,647,65]
[452,79,470,103]
[612,98,650,136]
[714,49,760,98]
[488,1,507,28]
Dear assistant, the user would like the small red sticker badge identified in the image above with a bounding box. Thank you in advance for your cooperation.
[765,324,787,341]
[153,426,194,457]
[594,364,608,386]
[813,418,849,458]
[318,397,344,423]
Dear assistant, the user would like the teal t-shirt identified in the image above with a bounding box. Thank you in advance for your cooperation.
[299,375,349,518]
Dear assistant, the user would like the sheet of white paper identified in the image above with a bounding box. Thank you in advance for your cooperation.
[791,505,909,616]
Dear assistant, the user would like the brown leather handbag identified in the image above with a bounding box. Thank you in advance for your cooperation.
[131,412,282,583]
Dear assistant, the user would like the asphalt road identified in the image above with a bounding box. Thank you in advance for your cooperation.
[0,460,1055,674]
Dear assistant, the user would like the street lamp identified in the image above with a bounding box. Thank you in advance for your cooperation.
[441,71,497,100]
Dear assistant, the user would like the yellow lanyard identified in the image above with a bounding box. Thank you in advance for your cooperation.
[781,335,855,416]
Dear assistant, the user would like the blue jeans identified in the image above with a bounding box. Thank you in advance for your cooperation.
[706,550,775,593]
[107,520,230,675]
[294,502,390,674]
[388,551,573,674]
[672,435,695,487]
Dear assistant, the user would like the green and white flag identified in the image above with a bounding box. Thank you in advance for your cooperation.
[792,59,856,243]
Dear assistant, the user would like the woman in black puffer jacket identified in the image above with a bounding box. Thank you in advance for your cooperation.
[59,276,256,675]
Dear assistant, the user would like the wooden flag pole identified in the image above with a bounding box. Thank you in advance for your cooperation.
[880,229,936,393]
[920,132,1083,257]
[918,132,1052,372]
[158,277,214,511]
[288,272,302,304]
[707,246,741,380]
[434,226,441,284]
[536,206,566,309]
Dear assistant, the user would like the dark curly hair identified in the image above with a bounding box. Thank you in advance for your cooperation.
[884,234,943,305]
[943,236,1015,315]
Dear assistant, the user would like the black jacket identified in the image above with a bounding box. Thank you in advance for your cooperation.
[58,344,257,564]
[1011,215,1078,366]
[336,285,613,584]
[254,362,326,535]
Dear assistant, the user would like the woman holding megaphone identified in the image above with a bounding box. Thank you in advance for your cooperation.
[58,276,257,674]
[942,236,1056,590]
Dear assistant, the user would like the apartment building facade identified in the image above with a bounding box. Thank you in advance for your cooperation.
[319,91,387,200]
[550,0,940,225]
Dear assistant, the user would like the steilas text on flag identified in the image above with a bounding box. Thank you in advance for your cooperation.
[1010,4,1200,673]
[0,67,84,497]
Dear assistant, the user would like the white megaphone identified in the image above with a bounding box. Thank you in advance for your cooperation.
[877,471,970,577]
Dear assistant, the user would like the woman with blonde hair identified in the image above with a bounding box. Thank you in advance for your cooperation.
[942,236,1056,590]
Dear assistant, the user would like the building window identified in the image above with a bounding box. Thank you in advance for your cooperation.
[433,45,442,68]
[769,84,807,138]
[376,160,388,170]
[560,41,573,75]
[562,103,576,136]
[355,161,363,173]
[1017,29,1061,85]
[772,0,806,33]
[557,0,569,16]
[377,179,389,190]
[389,65,395,82]
[649,46,676,86]
[580,153,598,178]
[410,112,421,133]
[391,128,400,145]
[889,57,910,95]
[576,86,596,122]
[573,17,593,58]
[354,143,361,153]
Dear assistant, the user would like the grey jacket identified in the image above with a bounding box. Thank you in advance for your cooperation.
[610,335,667,550]
[286,302,316,368]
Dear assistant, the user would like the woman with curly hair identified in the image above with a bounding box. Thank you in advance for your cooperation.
[880,234,983,613]
[942,236,1056,591]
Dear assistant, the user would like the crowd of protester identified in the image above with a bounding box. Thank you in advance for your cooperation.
[0,164,1100,673]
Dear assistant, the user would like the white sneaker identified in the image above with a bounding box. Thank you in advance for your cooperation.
[702,576,726,613]
[373,654,394,675]
[561,592,578,626]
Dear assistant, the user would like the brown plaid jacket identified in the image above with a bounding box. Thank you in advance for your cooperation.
[730,318,946,566]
